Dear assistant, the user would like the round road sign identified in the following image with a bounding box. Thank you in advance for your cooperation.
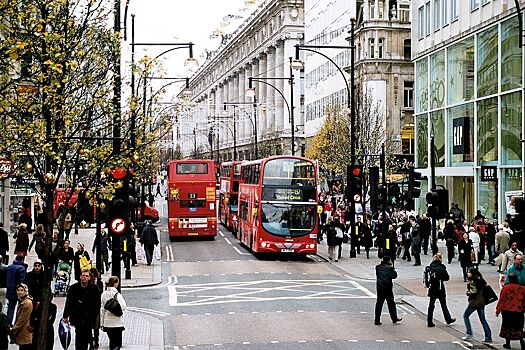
[110,217,127,234]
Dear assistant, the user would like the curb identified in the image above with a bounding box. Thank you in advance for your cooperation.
[122,280,163,289]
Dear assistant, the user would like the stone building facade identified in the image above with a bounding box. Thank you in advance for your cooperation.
[179,0,305,161]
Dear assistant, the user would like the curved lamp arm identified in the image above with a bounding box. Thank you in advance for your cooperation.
[249,78,292,122]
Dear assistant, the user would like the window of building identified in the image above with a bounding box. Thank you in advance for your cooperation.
[415,114,428,167]
[477,26,498,97]
[442,0,448,26]
[370,1,375,19]
[430,50,445,109]
[431,110,445,166]
[416,59,428,113]
[418,6,425,39]
[447,37,475,104]
[501,17,522,92]
[501,92,522,165]
[477,97,498,164]
[482,0,489,5]
[425,2,431,35]
[434,0,440,30]
[378,38,384,58]
[399,4,410,22]
[403,81,414,108]
[369,38,375,58]
[448,103,474,165]
[451,0,458,20]
[378,0,384,19]
[471,0,479,11]
[404,39,411,60]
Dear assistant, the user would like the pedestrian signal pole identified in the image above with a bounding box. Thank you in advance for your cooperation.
[429,135,438,255]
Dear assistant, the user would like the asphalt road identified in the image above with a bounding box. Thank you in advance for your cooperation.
[124,222,488,350]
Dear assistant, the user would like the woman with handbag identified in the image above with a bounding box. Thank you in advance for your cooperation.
[463,267,492,343]
[74,243,90,281]
[495,273,525,349]
[458,233,474,282]
[100,276,126,350]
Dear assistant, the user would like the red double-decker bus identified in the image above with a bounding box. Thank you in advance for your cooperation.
[167,159,217,240]
[238,156,319,254]
[218,161,241,231]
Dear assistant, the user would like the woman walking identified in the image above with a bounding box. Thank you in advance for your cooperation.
[73,243,90,281]
[495,273,525,349]
[443,220,457,264]
[458,233,474,282]
[14,224,29,259]
[11,284,33,350]
[100,276,126,350]
[326,217,338,261]
[28,224,46,261]
[463,267,492,343]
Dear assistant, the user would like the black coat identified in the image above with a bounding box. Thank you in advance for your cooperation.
[426,260,450,297]
[458,239,473,267]
[376,262,397,289]
[73,250,90,281]
[25,270,47,302]
[56,246,74,266]
[326,224,338,247]
[140,225,159,246]
[63,282,101,327]
[0,228,8,258]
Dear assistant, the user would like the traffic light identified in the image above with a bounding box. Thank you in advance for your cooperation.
[369,167,380,212]
[347,165,363,204]
[408,168,423,200]
[378,185,387,210]
[426,189,449,219]
[388,183,401,208]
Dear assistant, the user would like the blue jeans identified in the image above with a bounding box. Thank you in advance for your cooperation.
[463,305,492,340]
[7,297,16,325]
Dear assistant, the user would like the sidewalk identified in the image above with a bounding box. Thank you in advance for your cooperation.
[317,238,504,348]
[5,225,163,349]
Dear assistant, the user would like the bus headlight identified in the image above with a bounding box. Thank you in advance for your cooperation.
[261,242,269,248]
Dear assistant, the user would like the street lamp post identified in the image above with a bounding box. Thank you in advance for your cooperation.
[223,101,259,159]
[292,28,357,257]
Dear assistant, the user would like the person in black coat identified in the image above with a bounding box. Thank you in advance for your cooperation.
[374,255,402,325]
[419,214,432,255]
[0,223,9,265]
[73,243,90,281]
[325,217,340,261]
[55,239,74,266]
[443,220,458,264]
[17,209,32,234]
[139,220,159,266]
[25,260,47,303]
[458,232,474,282]
[426,253,456,327]
[361,219,373,259]
[63,270,101,350]
[409,215,422,266]
[400,217,412,262]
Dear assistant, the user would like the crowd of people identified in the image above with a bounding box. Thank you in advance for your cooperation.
[319,194,525,348]
[0,205,160,350]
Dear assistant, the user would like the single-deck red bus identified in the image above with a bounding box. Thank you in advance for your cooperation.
[167,159,217,240]
[218,161,241,231]
[238,156,319,254]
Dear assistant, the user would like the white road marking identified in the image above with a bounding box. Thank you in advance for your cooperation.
[397,305,415,315]
[349,280,376,298]
[233,246,251,255]
[219,231,224,237]
[165,246,169,261]
[426,341,436,344]
[126,306,170,317]
[376,340,385,342]
[348,340,358,342]
[401,340,410,343]
[224,237,232,245]
[168,285,178,306]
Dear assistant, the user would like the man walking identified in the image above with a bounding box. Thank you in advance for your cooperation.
[25,259,46,303]
[374,255,402,325]
[501,242,523,273]
[419,214,431,255]
[410,215,422,266]
[505,254,524,285]
[425,253,456,327]
[6,255,26,324]
[63,269,101,350]
[140,220,159,266]
[400,217,412,262]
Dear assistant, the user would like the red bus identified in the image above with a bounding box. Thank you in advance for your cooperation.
[238,156,319,254]
[167,159,218,240]
[218,161,242,231]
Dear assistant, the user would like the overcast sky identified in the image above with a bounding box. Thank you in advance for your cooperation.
[123,0,260,99]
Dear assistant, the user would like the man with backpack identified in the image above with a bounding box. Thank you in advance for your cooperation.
[425,252,456,327]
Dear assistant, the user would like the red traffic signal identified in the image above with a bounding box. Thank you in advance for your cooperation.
[112,167,127,179]
[352,168,361,176]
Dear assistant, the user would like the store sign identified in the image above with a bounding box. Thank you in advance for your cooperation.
[453,117,470,155]
[481,166,497,182]
[0,157,13,180]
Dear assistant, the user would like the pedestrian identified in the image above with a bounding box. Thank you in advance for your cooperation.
[400,217,411,262]
[495,273,525,349]
[17,210,32,235]
[155,183,162,197]
[6,255,27,324]
[56,239,74,267]
[385,223,397,265]
[74,243,90,281]
[100,276,126,350]
[458,233,474,282]
[0,302,9,350]
[92,226,111,274]
[325,217,338,261]
[139,220,159,266]
[501,242,523,274]
[28,224,46,261]
[45,297,57,350]
[463,267,492,343]
[469,227,480,265]
[0,223,8,265]
[409,215,421,266]
[374,255,402,325]
[419,214,431,255]
[14,224,29,259]
[63,269,101,350]
[24,259,46,303]
[442,220,458,264]
[11,283,33,349]
[395,225,403,258]
[495,225,511,272]
[127,223,138,267]
[362,218,373,259]
[505,254,524,285]
[485,219,497,265]
[425,253,456,327]
[90,268,103,350]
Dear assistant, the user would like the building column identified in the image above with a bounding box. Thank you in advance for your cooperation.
[266,47,276,132]
[238,68,247,141]
[274,41,285,131]
[258,53,267,138]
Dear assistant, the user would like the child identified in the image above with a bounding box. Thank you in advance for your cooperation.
[0,302,9,350]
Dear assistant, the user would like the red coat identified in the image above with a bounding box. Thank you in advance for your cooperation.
[496,283,525,314]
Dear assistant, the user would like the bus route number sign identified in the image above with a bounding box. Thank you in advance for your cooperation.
[188,192,197,199]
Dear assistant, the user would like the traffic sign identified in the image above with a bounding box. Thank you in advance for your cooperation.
[0,157,13,180]
[110,217,127,234]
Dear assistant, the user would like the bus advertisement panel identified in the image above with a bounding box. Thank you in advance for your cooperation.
[167,160,217,239]
[238,156,318,254]
[218,161,241,231]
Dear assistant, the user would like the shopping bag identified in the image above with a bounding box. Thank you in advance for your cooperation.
[154,245,161,260]
[482,284,498,305]
[136,244,146,261]
[59,319,71,349]
[79,254,90,270]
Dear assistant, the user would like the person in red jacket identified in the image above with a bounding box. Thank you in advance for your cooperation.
[495,273,525,349]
